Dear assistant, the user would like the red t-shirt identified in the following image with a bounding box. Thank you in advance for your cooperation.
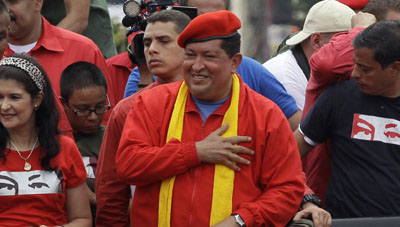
[0,135,86,226]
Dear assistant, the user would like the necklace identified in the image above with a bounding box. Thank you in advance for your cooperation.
[9,137,38,171]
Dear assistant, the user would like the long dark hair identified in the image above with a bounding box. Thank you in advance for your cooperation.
[0,54,60,170]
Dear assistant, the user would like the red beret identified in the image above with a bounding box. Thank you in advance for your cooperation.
[337,0,370,10]
[177,10,241,48]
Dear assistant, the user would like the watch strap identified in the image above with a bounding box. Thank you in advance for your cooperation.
[300,193,322,208]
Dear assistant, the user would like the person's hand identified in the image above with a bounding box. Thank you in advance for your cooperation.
[212,215,240,227]
[195,123,253,171]
[293,202,331,227]
[351,12,377,28]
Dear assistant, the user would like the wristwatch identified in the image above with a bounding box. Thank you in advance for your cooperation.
[232,213,246,227]
[300,193,321,208]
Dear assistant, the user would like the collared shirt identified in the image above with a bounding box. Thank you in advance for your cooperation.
[4,17,114,132]
[106,51,136,104]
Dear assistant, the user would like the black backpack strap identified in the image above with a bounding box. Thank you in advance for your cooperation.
[291,44,310,81]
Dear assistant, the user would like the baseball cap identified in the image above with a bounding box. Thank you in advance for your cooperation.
[286,0,356,45]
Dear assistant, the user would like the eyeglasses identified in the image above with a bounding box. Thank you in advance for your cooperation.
[66,95,111,118]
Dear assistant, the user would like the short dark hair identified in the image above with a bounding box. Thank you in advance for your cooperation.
[0,54,60,170]
[60,61,107,102]
[179,0,229,10]
[147,10,191,34]
[353,20,400,69]
[220,32,241,58]
[363,0,400,21]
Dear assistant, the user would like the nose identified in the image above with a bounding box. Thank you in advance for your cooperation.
[86,111,98,121]
[191,56,205,73]
[147,41,159,55]
[351,65,361,79]
[0,98,10,111]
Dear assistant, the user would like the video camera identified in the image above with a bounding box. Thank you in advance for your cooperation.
[122,0,197,64]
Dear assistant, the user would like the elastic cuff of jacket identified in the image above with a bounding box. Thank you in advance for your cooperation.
[182,142,201,169]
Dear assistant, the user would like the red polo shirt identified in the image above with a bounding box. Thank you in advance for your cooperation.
[5,17,114,134]
[106,51,136,104]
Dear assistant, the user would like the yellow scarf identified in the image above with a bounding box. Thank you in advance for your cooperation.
[158,73,240,226]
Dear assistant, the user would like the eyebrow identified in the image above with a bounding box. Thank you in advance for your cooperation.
[28,174,41,181]
[144,35,171,40]
[155,35,171,39]
[72,99,106,108]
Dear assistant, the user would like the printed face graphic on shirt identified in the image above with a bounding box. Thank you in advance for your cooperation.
[82,156,97,179]
[351,114,400,145]
[0,170,62,196]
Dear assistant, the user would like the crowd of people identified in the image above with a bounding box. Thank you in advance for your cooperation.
[0,0,399,226]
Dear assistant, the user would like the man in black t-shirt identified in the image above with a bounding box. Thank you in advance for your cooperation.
[294,20,400,218]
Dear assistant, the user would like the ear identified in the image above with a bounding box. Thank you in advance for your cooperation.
[310,33,323,50]
[33,91,44,110]
[389,61,400,77]
[230,53,242,73]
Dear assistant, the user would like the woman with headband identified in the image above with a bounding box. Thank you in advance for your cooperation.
[0,54,91,227]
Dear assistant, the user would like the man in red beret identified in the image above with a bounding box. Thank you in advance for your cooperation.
[116,10,305,227]
[95,10,191,227]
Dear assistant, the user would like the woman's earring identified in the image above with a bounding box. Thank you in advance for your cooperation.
[34,105,38,110]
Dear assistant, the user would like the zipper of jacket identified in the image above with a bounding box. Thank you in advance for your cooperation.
[189,124,205,226]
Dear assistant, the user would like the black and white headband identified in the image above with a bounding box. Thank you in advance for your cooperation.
[0,57,45,91]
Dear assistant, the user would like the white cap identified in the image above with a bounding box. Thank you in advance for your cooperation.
[286,0,356,45]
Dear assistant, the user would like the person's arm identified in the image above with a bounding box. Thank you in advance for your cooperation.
[294,129,314,157]
[116,93,254,186]
[86,183,96,205]
[213,106,304,226]
[65,182,92,226]
[309,12,376,86]
[288,110,302,131]
[57,0,90,34]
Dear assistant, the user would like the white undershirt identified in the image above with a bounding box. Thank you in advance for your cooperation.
[8,42,37,54]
